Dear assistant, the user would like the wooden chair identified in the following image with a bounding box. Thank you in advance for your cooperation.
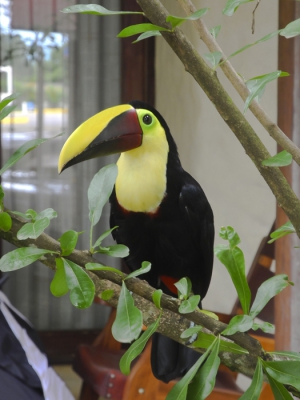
[73,226,275,399]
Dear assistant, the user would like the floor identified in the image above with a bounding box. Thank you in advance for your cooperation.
[53,365,83,400]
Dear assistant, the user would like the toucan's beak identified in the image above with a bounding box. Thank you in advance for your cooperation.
[58,104,142,173]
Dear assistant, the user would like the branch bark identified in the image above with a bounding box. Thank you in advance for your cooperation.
[178,0,300,167]
[135,0,300,240]
[1,211,300,398]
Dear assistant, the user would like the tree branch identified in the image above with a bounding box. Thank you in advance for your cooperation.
[177,0,300,166]
[2,210,300,399]
[135,0,300,239]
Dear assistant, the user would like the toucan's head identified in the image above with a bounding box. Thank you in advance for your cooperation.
[58,100,176,174]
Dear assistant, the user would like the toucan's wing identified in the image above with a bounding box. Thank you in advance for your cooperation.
[179,172,214,299]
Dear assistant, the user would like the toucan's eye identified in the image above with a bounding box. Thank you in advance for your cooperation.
[143,114,152,125]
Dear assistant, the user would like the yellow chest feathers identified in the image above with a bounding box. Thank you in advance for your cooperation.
[116,126,169,213]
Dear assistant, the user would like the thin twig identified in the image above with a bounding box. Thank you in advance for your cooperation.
[177,0,300,167]
[252,0,261,34]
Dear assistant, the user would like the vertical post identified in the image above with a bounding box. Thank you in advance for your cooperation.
[36,46,44,139]
[276,0,300,351]
[120,0,155,104]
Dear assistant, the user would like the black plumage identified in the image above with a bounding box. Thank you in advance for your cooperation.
[109,101,214,382]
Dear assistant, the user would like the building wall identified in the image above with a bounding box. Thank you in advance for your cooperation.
[156,0,278,313]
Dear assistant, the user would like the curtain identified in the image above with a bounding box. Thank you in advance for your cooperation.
[1,0,121,330]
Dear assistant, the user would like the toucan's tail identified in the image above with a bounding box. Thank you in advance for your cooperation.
[151,332,200,383]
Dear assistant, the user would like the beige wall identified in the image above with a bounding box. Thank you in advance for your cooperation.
[156,0,278,313]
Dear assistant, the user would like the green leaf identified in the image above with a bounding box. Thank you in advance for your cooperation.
[0,93,19,112]
[252,322,275,334]
[179,295,200,314]
[193,332,248,354]
[166,8,209,29]
[118,23,170,38]
[62,258,95,309]
[97,244,129,258]
[215,227,251,315]
[166,338,217,400]
[266,372,294,400]
[262,150,292,167]
[280,18,300,38]
[50,258,69,297]
[250,275,292,319]
[58,230,81,256]
[88,164,118,227]
[219,226,241,249]
[120,313,161,375]
[204,51,223,68]
[0,212,12,232]
[268,221,295,244]
[93,226,118,248]
[239,359,263,400]
[0,185,5,204]
[62,4,144,16]
[112,281,143,343]
[17,217,50,240]
[222,314,253,335]
[0,247,54,271]
[100,289,114,301]
[0,104,17,121]
[209,25,221,39]
[152,289,163,310]
[133,30,162,43]
[85,262,125,277]
[263,361,300,391]
[223,0,254,16]
[26,209,37,220]
[36,208,57,221]
[174,277,192,299]
[0,132,64,176]
[187,337,220,399]
[226,30,281,61]
[180,325,202,339]
[244,71,289,112]
[125,261,151,280]
[268,351,300,362]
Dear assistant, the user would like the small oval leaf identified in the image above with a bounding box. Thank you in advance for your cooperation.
[62,258,95,309]
[152,289,163,310]
[50,258,69,297]
[120,314,161,375]
[97,244,129,258]
[264,361,300,391]
[250,274,292,319]
[262,150,292,167]
[118,23,170,38]
[187,337,220,399]
[239,358,263,400]
[0,247,54,271]
[179,295,200,314]
[0,212,12,232]
[58,230,81,256]
[85,262,125,277]
[100,289,114,301]
[17,217,50,240]
[88,164,118,227]
[125,261,151,280]
[111,281,143,343]
[222,314,254,335]
[280,18,300,39]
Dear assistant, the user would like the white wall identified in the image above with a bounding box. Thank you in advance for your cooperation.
[156,0,278,313]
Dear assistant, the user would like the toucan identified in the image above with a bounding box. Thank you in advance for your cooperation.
[58,100,214,383]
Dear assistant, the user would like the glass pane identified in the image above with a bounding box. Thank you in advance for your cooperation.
[0,0,121,330]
